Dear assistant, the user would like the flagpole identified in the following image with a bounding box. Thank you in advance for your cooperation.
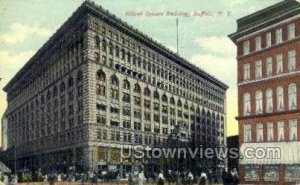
[176,18,179,54]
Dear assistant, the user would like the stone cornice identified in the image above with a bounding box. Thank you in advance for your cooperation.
[229,0,300,43]
[77,1,228,90]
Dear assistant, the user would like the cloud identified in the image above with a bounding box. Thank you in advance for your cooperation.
[0,50,35,83]
[0,23,51,45]
[195,36,236,57]
[191,35,238,135]
[224,0,249,7]
[190,54,236,86]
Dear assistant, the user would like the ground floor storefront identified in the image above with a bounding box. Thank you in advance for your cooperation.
[239,142,300,185]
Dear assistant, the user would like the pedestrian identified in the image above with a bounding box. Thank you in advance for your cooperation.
[43,174,48,185]
[116,172,121,185]
[48,173,55,185]
[158,170,164,185]
[187,171,194,185]
[166,170,175,185]
[138,170,145,185]
[231,169,239,185]
[198,172,207,185]
[57,173,62,182]
[222,169,230,185]
[128,172,133,185]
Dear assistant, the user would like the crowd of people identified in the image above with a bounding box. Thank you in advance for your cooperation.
[131,168,239,185]
[0,168,240,185]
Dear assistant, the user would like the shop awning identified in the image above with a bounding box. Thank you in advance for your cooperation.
[239,142,300,165]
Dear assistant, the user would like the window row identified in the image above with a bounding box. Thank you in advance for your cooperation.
[245,165,300,182]
[94,34,225,99]
[243,23,295,55]
[244,119,298,143]
[243,50,296,81]
[243,84,297,116]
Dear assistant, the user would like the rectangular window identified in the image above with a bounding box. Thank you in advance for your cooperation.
[256,123,264,142]
[285,165,300,182]
[266,32,272,48]
[243,40,250,55]
[111,89,119,100]
[244,124,252,142]
[266,57,272,77]
[288,23,295,40]
[122,107,131,116]
[144,100,151,109]
[278,121,285,141]
[288,50,296,72]
[289,119,297,141]
[96,85,106,96]
[267,122,274,142]
[255,60,262,78]
[133,96,141,106]
[243,64,250,81]
[255,36,261,51]
[245,165,259,181]
[122,93,130,103]
[276,28,282,44]
[276,54,283,74]
[264,165,279,181]
[144,112,151,121]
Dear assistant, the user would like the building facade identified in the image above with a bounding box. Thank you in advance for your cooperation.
[229,0,300,184]
[227,135,239,172]
[3,0,227,176]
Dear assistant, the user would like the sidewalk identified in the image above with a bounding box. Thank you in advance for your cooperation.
[15,183,229,185]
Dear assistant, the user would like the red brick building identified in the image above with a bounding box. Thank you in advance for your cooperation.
[229,0,300,184]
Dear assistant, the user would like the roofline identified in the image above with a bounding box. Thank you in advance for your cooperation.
[4,0,228,92]
[229,0,300,43]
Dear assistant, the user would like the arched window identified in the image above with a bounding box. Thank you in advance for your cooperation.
[60,82,66,93]
[162,94,168,102]
[243,93,251,116]
[41,95,45,105]
[134,83,141,93]
[154,90,159,99]
[76,71,83,84]
[111,75,119,86]
[190,105,195,112]
[96,70,106,81]
[127,52,131,62]
[288,84,297,110]
[109,42,113,55]
[177,99,182,107]
[266,89,273,113]
[121,49,125,60]
[170,97,175,104]
[95,35,100,48]
[184,102,188,109]
[53,86,58,97]
[255,91,263,114]
[276,86,284,111]
[68,76,74,88]
[144,87,150,96]
[115,46,119,57]
[133,54,137,65]
[46,90,51,101]
[102,39,107,52]
[123,79,130,90]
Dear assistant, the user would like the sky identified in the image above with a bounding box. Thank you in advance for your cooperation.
[0,0,282,141]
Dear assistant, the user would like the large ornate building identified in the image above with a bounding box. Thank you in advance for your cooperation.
[229,0,300,184]
[3,0,227,176]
